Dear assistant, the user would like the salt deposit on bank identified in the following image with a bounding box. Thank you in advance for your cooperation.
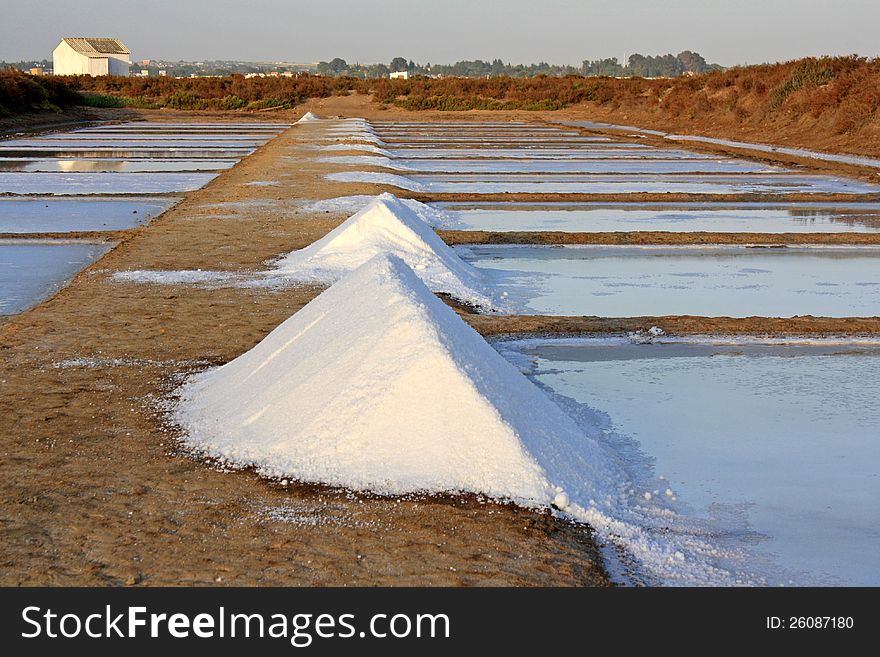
[320,144,393,156]
[175,255,762,585]
[295,111,321,123]
[274,194,491,307]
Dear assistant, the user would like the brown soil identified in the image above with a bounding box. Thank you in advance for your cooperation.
[0,100,610,587]
[439,230,880,246]
[461,314,880,338]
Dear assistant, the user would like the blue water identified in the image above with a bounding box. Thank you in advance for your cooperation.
[502,339,880,585]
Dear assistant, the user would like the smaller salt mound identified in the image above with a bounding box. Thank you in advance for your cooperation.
[300,193,459,228]
[273,193,490,307]
[174,254,560,502]
[326,171,422,190]
[325,132,386,145]
[296,111,320,123]
[321,143,393,156]
[320,155,411,171]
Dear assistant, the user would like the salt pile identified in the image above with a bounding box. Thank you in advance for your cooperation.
[326,171,422,190]
[273,193,490,307]
[174,254,562,501]
[320,144,393,156]
[320,120,385,145]
[295,111,320,123]
[299,193,459,228]
[320,155,413,171]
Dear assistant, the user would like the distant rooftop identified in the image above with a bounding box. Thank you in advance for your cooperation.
[61,38,130,57]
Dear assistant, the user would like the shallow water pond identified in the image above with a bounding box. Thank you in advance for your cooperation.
[41,133,271,142]
[410,173,879,195]
[500,338,880,585]
[435,203,880,233]
[0,198,177,233]
[2,139,264,150]
[393,158,773,174]
[383,146,661,159]
[0,172,217,195]
[0,148,254,159]
[0,159,236,173]
[0,240,112,314]
[457,245,880,317]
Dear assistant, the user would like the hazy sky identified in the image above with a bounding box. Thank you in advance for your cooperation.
[2,0,876,66]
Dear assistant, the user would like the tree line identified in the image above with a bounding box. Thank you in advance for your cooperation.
[316,51,721,79]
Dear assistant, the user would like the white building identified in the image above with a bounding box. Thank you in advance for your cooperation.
[52,38,131,76]
[389,71,409,80]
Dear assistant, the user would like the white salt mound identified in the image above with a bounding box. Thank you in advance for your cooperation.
[300,193,458,228]
[321,144,392,156]
[273,193,490,307]
[320,155,413,171]
[174,254,593,502]
[296,111,320,123]
[326,171,422,190]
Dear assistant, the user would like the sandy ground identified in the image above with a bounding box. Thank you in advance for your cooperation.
[3,94,879,586]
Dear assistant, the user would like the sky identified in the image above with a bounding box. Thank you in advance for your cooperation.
[2,0,877,66]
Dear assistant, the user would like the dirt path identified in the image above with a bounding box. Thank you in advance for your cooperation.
[0,101,609,586]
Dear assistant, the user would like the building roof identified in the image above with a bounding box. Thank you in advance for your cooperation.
[60,38,130,58]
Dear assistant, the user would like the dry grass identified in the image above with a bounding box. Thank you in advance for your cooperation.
[4,57,878,149]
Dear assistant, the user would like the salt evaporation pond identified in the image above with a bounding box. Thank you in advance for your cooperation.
[0,159,236,173]
[0,197,177,233]
[380,147,669,159]
[433,203,880,233]
[39,133,270,141]
[74,122,290,130]
[0,148,254,159]
[381,149,705,160]
[2,139,264,150]
[329,172,880,195]
[0,172,217,195]
[0,240,112,314]
[373,127,582,134]
[330,157,772,174]
[376,137,613,146]
[456,245,880,317]
[500,338,880,585]
[76,127,282,135]
[409,173,880,195]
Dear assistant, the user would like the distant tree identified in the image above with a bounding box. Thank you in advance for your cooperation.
[389,57,408,72]
[677,50,709,74]
[371,63,390,78]
[328,58,348,74]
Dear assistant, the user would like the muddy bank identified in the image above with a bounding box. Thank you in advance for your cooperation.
[463,314,880,338]
[439,229,880,246]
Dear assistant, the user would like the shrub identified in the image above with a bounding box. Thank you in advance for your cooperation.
[79,93,125,108]
[217,94,247,110]
[0,69,80,115]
